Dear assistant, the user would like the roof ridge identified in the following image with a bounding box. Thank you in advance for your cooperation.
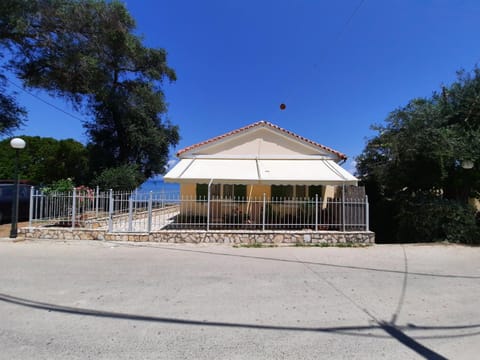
[176,121,347,160]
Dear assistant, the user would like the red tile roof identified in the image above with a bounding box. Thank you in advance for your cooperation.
[176,120,347,160]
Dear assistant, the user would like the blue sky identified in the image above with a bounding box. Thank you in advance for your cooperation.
[7,0,480,174]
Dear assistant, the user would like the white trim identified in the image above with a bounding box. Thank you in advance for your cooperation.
[182,124,341,160]
[181,154,334,160]
[164,158,358,185]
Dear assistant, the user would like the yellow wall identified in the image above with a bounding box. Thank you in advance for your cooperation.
[181,183,271,199]
[180,183,196,197]
[247,184,270,198]
[180,183,340,201]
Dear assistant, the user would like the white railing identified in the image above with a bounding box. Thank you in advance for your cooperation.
[29,188,369,232]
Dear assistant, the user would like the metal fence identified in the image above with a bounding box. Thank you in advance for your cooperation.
[29,188,369,232]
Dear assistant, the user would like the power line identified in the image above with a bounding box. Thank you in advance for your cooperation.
[272,0,366,117]
[5,77,87,123]
[334,0,366,43]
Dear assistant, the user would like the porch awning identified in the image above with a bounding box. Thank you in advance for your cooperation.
[164,158,358,185]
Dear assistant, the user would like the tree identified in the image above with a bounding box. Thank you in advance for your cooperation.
[92,164,145,191]
[0,136,89,185]
[0,75,26,137]
[0,0,178,182]
[357,69,480,243]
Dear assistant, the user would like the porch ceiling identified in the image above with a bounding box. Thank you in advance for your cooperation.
[164,158,358,185]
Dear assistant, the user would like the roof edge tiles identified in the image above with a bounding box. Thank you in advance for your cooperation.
[176,120,347,160]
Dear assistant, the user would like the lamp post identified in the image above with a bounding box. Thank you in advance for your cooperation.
[10,137,26,238]
[461,159,474,170]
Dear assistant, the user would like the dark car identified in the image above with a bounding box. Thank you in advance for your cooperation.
[0,183,31,224]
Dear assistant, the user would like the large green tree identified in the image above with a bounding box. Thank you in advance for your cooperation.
[357,69,480,243]
[0,136,89,184]
[0,0,179,183]
[0,77,26,137]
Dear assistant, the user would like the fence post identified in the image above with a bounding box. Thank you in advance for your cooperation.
[133,189,138,213]
[207,180,213,231]
[315,193,318,231]
[39,190,44,220]
[365,195,369,232]
[29,186,34,227]
[128,192,133,232]
[342,184,346,232]
[72,188,76,229]
[95,186,99,217]
[262,193,266,231]
[108,189,113,233]
[147,191,153,233]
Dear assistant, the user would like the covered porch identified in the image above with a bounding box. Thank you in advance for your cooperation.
[164,156,367,231]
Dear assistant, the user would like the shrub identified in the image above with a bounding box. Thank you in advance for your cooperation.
[396,196,479,244]
[42,178,75,194]
[92,164,145,191]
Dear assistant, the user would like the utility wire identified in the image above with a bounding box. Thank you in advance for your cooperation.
[5,77,87,123]
[272,0,366,117]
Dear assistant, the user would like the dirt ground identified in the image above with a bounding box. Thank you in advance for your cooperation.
[0,221,29,238]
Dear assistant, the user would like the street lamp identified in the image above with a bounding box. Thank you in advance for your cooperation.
[10,137,26,238]
[461,160,474,170]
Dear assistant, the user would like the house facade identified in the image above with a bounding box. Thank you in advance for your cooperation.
[164,121,365,231]
[165,120,357,196]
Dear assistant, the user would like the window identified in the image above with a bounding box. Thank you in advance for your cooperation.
[223,184,234,198]
[210,184,221,197]
[233,184,246,199]
[271,185,293,198]
[308,185,323,198]
[196,183,247,199]
[295,185,306,198]
[271,185,323,199]
[196,184,208,200]
[221,184,246,199]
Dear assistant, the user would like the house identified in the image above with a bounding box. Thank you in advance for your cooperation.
[165,120,357,195]
[164,121,364,230]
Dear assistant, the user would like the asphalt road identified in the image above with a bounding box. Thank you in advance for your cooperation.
[0,239,479,359]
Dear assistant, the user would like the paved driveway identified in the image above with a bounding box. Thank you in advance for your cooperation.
[0,240,479,359]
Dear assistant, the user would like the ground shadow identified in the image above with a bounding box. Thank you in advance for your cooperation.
[108,242,480,280]
[4,241,479,359]
[1,292,479,340]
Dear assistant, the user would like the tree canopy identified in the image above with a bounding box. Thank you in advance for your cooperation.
[0,0,179,185]
[357,69,480,243]
[0,74,26,137]
[0,136,89,185]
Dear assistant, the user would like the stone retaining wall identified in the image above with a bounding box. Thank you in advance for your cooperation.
[20,227,374,244]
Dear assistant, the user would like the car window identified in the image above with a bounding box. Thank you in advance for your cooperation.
[0,185,31,200]
[0,187,13,198]
[19,186,30,199]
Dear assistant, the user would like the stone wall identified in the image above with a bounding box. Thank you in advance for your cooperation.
[20,227,375,244]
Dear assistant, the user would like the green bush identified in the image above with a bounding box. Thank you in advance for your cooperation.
[92,164,145,191]
[42,178,75,194]
[396,196,479,244]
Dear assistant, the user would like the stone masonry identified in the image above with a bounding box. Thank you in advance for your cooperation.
[20,227,375,244]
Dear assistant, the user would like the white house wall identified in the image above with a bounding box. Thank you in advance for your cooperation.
[188,127,335,158]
